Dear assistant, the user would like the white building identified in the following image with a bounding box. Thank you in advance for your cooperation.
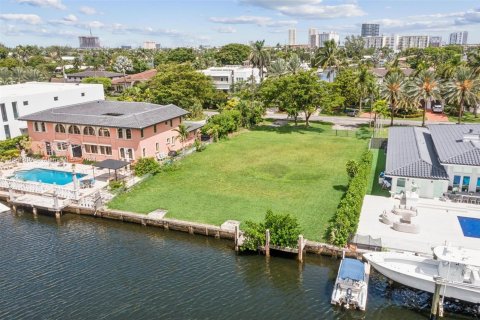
[143,41,157,49]
[449,31,468,45]
[311,32,339,48]
[288,29,297,46]
[200,66,260,91]
[363,35,399,51]
[429,36,442,47]
[0,82,104,140]
[308,28,317,47]
[398,35,429,51]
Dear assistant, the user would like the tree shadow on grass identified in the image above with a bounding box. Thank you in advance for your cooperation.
[253,122,326,135]
[333,185,348,192]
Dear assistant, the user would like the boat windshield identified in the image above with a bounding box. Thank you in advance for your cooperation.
[339,258,365,282]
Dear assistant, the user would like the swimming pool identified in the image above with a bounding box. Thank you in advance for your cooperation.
[457,216,480,238]
[14,168,86,185]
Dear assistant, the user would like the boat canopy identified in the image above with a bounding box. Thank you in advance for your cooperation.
[339,258,365,282]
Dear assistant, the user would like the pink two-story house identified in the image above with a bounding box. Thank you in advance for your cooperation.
[19,100,202,162]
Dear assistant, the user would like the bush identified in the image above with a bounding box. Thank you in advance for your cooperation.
[194,138,206,152]
[345,160,359,179]
[134,157,161,176]
[82,159,96,165]
[109,179,125,191]
[325,150,372,247]
[240,210,302,251]
[202,109,241,139]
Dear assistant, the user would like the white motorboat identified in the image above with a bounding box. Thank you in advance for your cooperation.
[364,246,480,304]
[0,202,9,213]
[331,258,370,310]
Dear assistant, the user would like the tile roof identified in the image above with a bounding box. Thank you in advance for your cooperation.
[385,126,448,180]
[111,69,157,85]
[67,70,123,78]
[18,100,188,129]
[428,124,480,166]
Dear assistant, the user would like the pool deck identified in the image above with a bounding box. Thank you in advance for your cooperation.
[357,195,480,254]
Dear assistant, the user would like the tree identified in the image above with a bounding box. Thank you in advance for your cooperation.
[333,68,361,109]
[166,47,196,64]
[268,59,287,77]
[344,35,365,61]
[372,99,389,133]
[0,67,12,85]
[249,40,270,81]
[23,67,47,82]
[354,67,376,114]
[346,160,359,179]
[287,53,302,74]
[313,39,342,82]
[444,67,480,122]
[381,72,406,125]
[113,55,134,89]
[174,123,189,154]
[215,43,250,65]
[81,77,112,93]
[408,70,442,126]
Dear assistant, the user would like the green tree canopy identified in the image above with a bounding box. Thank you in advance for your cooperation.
[81,77,112,93]
[215,43,250,65]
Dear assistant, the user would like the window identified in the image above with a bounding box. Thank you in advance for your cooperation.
[56,142,68,150]
[120,148,125,158]
[171,136,175,146]
[164,121,168,125]
[0,103,7,122]
[477,178,480,193]
[117,128,132,139]
[179,117,182,124]
[155,142,159,152]
[84,144,98,154]
[23,101,28,106]
[83,126,96,136]
[462,176,471,192]
[453,175,461,189]
[55,124,66,133]
[68,125,80,134]
[142,148,146,157]
[12,102,18,119]
[153,124,157,133]
[120,148,133,160]
[99,145,112,155]
[169,119,173,127]
[81,92,85,97]
[54,96,58,101]
[397,178,406,188]
[98,127,110,137]
[167,137,170,144]
[4,125,10,139]
[140,128,144,138]
[34,122,46,132]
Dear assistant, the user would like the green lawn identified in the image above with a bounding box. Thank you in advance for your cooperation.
[109,122,368,240]
[447,112,480,123]
[367,149,390,197]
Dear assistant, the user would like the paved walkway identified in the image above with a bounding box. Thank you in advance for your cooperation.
[425,110,449,122]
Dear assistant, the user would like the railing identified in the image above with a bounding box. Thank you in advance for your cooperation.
[0,178,52,194]
[76,192,102,209]
[53,187,79,200]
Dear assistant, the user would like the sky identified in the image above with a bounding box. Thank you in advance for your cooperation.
[0,0,479,48]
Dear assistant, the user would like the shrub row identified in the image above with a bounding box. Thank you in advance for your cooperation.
[325,150,372,247]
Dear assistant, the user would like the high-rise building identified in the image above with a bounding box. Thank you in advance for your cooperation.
[317,32,339,47]
[449,31,468,45]
[121,45,132,49]
[429,36,442,47]
[363,35,398,51]
[288,29,297,46]
[155,43,162,49]
[78,36,100,49]
[143,41,157,49]
[308,28,317,47]
[361,23,380,37]
[397,35,429,51]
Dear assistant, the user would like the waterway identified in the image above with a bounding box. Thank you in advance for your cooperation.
[0,211,478,319]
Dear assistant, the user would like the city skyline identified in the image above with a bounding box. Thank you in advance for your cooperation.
[0,0,479,48]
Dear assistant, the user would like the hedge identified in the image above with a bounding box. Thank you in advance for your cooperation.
[325,150,372,246]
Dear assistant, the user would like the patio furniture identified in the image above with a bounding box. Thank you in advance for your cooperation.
[393,221,420,234]
[80,179,95,189]
[380,210,396,226]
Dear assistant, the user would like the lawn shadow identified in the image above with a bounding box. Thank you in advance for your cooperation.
[333,185,348,192]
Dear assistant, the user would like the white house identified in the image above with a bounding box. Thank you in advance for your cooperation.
[385,125,480,199]
[201,66,260,91]
[0,82,104,140]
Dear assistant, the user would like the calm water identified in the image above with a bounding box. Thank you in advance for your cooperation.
[14,168,86,185]
[0,211,478,320]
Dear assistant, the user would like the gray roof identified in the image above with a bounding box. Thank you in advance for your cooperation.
[67,70,123,78]
[428,124,480,166]
[19,100,188,129]
[386,126,448,180]
[185,121,204,132]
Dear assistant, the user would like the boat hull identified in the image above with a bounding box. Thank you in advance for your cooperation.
[364,253,480,304]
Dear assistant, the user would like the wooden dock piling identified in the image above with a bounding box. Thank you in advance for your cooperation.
[265,229,270,257]
[430,277,443,320]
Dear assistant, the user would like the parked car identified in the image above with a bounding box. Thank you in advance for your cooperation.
[432,104,443,113]
[344,108,358,117]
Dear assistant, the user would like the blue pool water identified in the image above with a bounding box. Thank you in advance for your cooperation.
[14,168,86,185]
[457,216,480,238]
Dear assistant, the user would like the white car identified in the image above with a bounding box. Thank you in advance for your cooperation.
[432,104,443,113]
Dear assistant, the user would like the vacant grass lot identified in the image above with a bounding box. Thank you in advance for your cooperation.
[109,122,368,240]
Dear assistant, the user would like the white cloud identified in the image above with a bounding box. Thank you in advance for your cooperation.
[63,14,77,22]
[0,13,42,25]
[239,0,365,19]
[16,0,65,10]
[209,15,297,27]
[79,6,97,15]
[214,26,237,33]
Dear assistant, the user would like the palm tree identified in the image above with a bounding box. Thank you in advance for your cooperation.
[268,59,287,77]
[287,53,302,75]
[248,40,270,81]
[24,67,47,82]
[381,72,406,126]
[354,67,375,114]
[409,70,442,126]
[174,123,190,155]
[444,67,480,122]
[0,67,13,85]
[11,67,25,83]
[313,39,341,82]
